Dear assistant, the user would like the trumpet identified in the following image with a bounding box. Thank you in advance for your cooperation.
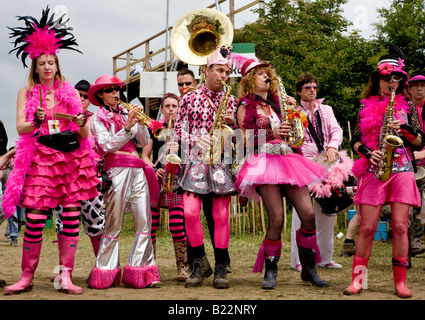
[117,99,165,139]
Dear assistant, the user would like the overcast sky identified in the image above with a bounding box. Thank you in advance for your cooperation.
[0,0,390,146]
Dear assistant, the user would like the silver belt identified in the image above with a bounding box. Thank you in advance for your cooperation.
[261,142,293,156]
[367,162,413,174]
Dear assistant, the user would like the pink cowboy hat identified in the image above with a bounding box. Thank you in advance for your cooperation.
[88,74,125,106]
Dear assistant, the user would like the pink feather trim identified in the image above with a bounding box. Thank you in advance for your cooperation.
[228,52,250,71]
[309,150,353,198]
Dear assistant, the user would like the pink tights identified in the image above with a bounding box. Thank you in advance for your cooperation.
[183,193,230,249]
[356,203,409,258]
[23,203,81,243]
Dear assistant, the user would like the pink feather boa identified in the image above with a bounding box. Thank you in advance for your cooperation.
[238,93,281,131]
[352,94,410,178]
[2,81,95,218]
[308,150,353,198]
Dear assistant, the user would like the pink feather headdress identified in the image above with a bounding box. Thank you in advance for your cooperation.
[8,6,81,68]
[24,25,63,60]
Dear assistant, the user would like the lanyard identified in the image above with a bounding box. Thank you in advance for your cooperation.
[201,88,219,112]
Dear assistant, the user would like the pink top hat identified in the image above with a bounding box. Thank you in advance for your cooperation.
[240,58,271,78]
[207,46,231,69]
[88,75,125,106]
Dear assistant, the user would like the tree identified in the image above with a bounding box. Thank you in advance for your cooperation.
[233,0,378,150]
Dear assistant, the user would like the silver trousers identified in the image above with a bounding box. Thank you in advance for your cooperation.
[95,166,155,270]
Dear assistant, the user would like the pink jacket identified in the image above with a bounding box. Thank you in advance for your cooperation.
[299,98,343,159]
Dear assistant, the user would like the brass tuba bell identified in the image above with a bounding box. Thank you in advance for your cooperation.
[170,8,234,66]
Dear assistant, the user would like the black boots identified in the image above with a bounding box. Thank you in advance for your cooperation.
[213,263,229,289]
[298,246,328,288]
[296,228,328,288]
[185,255,230,289]
[185,255,213,287]
[262,256,279,289]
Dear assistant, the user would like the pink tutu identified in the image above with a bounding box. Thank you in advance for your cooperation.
[354,171,420,207]
[235,152,327,202]
[21,142,99,210]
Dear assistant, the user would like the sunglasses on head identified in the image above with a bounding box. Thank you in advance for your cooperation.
[177,82,193,87]
[102,86,121,93]
[302,84,318,90]
[380,74,403,82]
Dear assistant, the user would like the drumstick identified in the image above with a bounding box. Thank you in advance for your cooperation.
[39,84,42,108]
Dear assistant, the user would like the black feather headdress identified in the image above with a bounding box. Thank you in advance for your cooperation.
[8,6,82,68]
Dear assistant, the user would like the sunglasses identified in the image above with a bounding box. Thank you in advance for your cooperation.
[102,86,121,93]
[380,74,403,82]
[177,82,193,87]
[79,93,89,99]
[302,85,318,90]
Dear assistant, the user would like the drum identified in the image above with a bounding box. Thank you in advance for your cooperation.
[415,166,425,190]
[310,150,355,215]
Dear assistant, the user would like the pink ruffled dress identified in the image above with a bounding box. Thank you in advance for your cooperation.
[21,97,99,211]
[236,113,327,202]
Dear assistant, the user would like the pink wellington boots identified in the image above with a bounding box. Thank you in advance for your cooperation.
[56,237,82,295]
[343,255,369,295]
[393,257,412,298]
[4,241,42,295]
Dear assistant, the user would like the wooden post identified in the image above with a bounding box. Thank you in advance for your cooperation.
[283,197,287,234]
[251,200,255,234]
[347,121,353,159]
[260,201,266,234]
[237,197,241,235]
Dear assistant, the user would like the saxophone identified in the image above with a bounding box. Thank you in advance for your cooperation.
[374,89,403,182]
[276,76,304,147]
[204,81,234,165]
[162,116,181,194]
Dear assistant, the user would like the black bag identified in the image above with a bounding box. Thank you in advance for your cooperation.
[97,160,112,193]
[37,130,80,152]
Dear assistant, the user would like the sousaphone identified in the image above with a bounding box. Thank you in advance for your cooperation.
[170,8,234,66]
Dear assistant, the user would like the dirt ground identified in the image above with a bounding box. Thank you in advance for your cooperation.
[1,218,425,314]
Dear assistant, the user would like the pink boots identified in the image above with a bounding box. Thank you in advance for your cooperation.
[343,255,369,295]
[56,237,82,294]
[392,257,412,298]
[5,238,83,295]
[344,255,412,298]
[4,241,42,295]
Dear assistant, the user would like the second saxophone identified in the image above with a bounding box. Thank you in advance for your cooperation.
[204,81,234,165]
[374,89,403,182]
[276,76,305,148]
